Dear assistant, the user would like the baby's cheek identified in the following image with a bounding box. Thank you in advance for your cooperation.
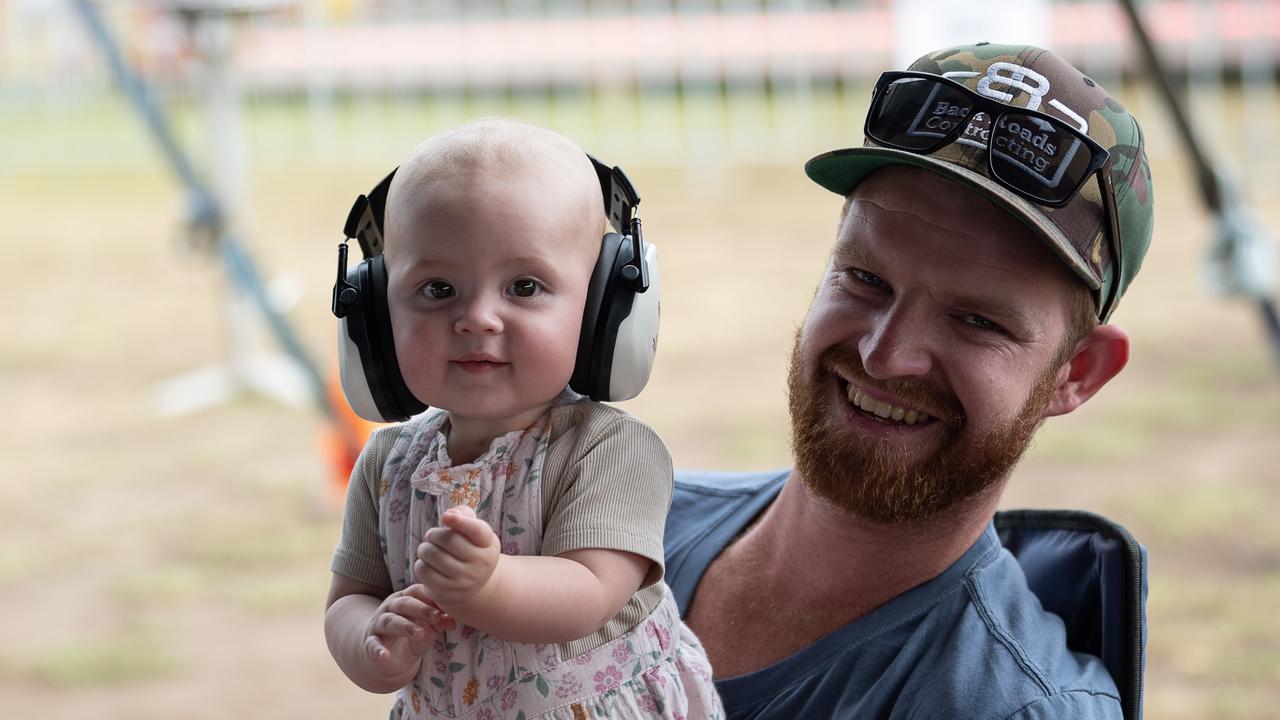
[526,315,582,377]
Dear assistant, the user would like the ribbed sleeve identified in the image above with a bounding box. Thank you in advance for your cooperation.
[539,403,674,582]
[538,402,676,659]
[329,426,397,590]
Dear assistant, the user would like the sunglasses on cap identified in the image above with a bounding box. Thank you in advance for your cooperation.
[864,70,1123,320]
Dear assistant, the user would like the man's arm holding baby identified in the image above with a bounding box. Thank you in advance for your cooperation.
[416,505,650,643]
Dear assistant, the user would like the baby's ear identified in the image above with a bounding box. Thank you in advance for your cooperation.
[1043,324,1129,418]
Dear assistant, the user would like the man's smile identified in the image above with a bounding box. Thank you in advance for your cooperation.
[824,374,945,443]
[819,348,957,434]
[843,382,934,426]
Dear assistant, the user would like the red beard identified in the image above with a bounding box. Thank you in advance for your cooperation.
[786,337,1059,524]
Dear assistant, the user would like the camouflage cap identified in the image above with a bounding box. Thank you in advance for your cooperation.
[805,43,1154,322]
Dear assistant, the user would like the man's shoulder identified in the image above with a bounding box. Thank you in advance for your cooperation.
[951,546,1123,717]
[663,470,789,613]
[710,526,1122,720]
[674,469,790,496]
[668,469,790,534]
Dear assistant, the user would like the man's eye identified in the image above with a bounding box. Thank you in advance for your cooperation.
[510,279,541,298]
[849,269,887,290]
[962,314,999,331]
[423,281,455,299]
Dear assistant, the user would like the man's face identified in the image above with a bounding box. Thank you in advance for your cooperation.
[788,166,1082,523]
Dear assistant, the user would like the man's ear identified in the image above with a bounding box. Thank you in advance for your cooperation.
[1044,324,1130,418]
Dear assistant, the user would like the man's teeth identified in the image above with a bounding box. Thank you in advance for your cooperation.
[847,387,928,425]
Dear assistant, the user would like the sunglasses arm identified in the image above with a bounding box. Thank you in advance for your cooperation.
[1096,169,1124,322]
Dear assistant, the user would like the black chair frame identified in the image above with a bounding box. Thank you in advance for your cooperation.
[995,509,1147,720]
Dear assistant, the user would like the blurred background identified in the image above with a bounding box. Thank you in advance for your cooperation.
[1,0,1278,717]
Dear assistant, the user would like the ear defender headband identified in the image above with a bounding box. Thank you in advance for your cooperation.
[331,154,660,423]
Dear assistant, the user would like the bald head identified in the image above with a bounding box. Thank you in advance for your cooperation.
[383,118,604,262]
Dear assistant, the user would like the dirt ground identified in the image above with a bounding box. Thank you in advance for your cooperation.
[1,89,1278,718]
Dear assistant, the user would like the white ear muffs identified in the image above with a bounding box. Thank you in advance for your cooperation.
[332,195,426,423]
[337,314,381,421]
[333,155,657,420]
[569,216,659,402]
[607,243,661,401]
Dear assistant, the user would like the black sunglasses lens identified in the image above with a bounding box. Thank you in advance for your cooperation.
[868,77,976,151]
[988,112,1098,205]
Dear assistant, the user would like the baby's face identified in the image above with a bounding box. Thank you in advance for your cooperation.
[384,170,599,429]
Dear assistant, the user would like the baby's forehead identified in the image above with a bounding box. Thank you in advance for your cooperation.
[390,172,600,270]
[386,119,606,257]
[399,163,601,232]
[405,119,593,187]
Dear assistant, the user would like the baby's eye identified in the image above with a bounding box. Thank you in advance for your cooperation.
[423,281,455,299]
[510,279,542,298]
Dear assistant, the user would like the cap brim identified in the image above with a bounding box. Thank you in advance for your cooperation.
[803,147,1101,290]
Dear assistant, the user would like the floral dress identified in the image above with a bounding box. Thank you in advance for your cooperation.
[378,399,723,720]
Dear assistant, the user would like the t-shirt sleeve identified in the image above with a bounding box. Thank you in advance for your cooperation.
[540,411,674,588]
[1002,689,1123,720]
[329,428,394,590]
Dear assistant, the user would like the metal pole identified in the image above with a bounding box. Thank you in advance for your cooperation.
[69,0,341,418]
[1116,0,1280,375]
[1115,0,1221,211]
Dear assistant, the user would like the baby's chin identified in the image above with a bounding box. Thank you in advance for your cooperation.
[435,393,567,422]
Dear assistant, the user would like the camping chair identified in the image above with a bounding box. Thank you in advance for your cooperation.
[995,509,1148,720]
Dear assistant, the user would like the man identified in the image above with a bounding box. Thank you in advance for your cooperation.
[664,43,1154,719]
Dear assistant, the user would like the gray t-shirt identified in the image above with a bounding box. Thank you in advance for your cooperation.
[664,470,1123,720]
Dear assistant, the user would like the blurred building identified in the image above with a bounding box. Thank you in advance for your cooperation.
[5,0,1278,168]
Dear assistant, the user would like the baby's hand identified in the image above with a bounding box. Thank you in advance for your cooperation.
[364,584,457,679]
[415,505,501,611]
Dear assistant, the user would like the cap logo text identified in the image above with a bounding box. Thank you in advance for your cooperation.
[976,62,1050,111]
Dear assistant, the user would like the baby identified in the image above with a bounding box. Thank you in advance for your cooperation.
[324,118,723,719]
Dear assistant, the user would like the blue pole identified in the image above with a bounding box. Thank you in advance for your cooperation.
[69,0,339,419]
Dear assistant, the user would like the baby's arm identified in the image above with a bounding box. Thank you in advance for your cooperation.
[324,574,457,693]
[416,506,650,644]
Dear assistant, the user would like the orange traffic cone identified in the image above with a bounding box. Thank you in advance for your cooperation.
[319,373,383,506]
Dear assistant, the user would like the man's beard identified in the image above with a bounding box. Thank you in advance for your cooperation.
[786,336,1060,524]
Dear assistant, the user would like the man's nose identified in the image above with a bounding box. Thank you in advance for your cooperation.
[453,293,503,335]
[858,303,934,380]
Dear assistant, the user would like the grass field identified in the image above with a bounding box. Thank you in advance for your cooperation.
[1,86,1278,718]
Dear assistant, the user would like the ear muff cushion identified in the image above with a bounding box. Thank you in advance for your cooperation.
[571,233,625,399]
[357,256,426,421]
[367,256,426,420]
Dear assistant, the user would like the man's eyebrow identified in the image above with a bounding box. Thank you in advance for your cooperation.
[946,291,1033,331]
[831,237,875,266]
[833,237,1034,331]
